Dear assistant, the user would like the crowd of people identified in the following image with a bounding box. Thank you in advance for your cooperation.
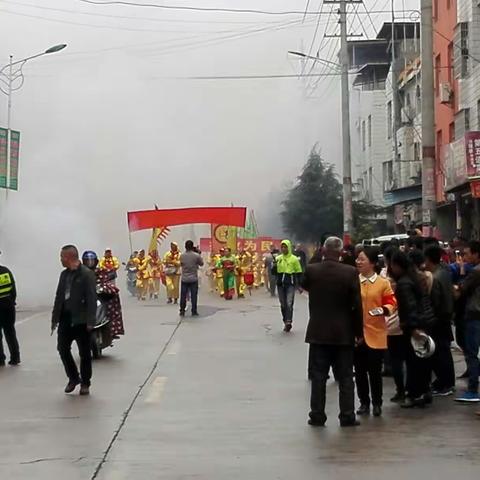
[297,234,480,427]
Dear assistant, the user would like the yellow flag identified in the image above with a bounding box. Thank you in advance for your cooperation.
[226,226,237,253]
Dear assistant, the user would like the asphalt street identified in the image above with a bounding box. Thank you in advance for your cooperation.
[2,286,480,479]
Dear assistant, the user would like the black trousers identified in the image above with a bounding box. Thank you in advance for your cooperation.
[180,281,199,314]
[0,306,20,363]
[57,321,92,386]
[354,343,384,407]
[430,335,456,390]
[405,334,430,399]
[387,335,408,395]
[309,344,355,423]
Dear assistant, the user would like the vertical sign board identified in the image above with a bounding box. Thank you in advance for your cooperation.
[0,128,7,188]
[9,130,20,190]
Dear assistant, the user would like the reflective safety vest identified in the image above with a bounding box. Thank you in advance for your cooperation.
[0,272,13,299]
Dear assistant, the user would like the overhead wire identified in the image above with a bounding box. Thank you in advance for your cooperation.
[75,1,418,17]
[301,0,325,76]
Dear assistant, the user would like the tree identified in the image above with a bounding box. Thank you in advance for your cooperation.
[352,200,386,244]
[281,147,343,243]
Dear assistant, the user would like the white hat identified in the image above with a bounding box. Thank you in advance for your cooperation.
[411,332,436,359]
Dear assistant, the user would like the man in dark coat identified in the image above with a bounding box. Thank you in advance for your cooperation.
[52,245,97,396]
[302,236,363,427]
[0,260,20,366]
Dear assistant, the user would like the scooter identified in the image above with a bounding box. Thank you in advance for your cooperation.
[91,291,113,359]
[126,266,137,296]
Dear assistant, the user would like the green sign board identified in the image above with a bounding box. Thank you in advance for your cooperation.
[0,128,20,190]
[9,130,20,191]
[0,128,6,188]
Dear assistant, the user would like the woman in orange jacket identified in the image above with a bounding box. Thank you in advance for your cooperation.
[355,247,397,417]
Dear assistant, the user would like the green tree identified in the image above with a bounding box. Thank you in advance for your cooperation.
[352,200,385,243]
[281,147,343,242]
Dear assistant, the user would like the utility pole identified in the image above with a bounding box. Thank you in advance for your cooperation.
[421,0,436,235]
[324,0,361,245]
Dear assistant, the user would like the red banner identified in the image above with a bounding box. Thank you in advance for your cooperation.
[471,180,480,198]
[128,207,247,232]
[466,131,480,178]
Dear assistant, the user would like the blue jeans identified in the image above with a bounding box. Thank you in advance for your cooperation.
[465,319,480,392]
[277,285,295,323]
[180,281,199,315]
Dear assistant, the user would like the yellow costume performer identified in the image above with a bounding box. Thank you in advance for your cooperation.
[213,249,225,297]
[147,250,163,300]
[134,250,149,301]
[98,248,120,273]
[236,249,252,298]
[163,242,181,304]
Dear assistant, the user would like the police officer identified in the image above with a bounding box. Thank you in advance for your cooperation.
[0,260,20,366]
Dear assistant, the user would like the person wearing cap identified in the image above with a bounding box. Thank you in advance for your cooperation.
[0,261,20,366]
[389,250,436,408]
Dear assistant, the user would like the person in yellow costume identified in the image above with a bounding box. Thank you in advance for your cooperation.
[213,248,225,297]
[249,248,262,288]
[134,249,149,301]
[207,253,218,293]
[99,248,120,275]
[147,250,163,300]
[163,242,181,304]
[236,248,252,298]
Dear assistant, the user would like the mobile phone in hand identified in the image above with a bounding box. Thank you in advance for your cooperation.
[368,307,384,317]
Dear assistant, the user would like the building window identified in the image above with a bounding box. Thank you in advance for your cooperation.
[387,101,392,139]
[436,130,442,162]
[416,85,421,113]
[383,161,393,191]
[367,115,372,147]
[433,0,438,19]
[477,100,480,130]
[362,120,366,151]
[449,122,455,142]
[414,142,420,163]
[435,54,441,95]
[465,108,471,132]
[447,0,451,9]
[448,42,454,84]
[454,23,469,78]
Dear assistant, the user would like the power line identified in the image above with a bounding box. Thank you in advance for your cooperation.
[76,1,418,17]
[303,0,312,22]
[3,0,300,25]
[169,73,346,80]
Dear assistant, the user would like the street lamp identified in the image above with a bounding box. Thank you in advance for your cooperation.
[288,50,341,70]
[0,44,67,190]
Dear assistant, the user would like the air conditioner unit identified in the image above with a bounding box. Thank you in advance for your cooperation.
[440,82,452,103]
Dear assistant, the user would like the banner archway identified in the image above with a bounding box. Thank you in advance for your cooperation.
[127,207,247,232]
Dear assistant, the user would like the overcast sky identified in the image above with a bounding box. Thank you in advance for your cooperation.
[0,0,419,304]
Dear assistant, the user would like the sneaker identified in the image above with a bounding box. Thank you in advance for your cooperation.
[191,312,199,317]
[455,391,480,403]
[308,418,326,427]
[179,311,185,317]
[401,396,426,409]
[372,405,382,417]
[340,419,360,427]
[64,380,80,394]
[390,393,405,403]
[432,387,455,397]
[356,404,370,416]
[8,359,20,366]
[79,384,90,396]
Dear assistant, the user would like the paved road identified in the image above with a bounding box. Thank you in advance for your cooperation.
[2,289,480,479]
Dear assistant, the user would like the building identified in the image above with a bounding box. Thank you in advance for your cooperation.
[435,0,480,240]
[380,22,422,232]
[348,40,390,209]
[434,0,459,239]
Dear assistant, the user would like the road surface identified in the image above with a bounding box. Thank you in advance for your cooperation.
[2,289,480,479]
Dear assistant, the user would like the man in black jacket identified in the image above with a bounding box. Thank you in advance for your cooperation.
[302,237,363,427]
[0,261,20,366]
[424,245,456,396]
[52,245,97,395]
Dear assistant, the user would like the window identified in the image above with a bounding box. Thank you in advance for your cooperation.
[435,54,441,95]
[447,0,451,9]
[454,23,469,78]
[449,122,455,142]
[383,161,393,191]
[387,101,392,139]
[362,120,366,151]
[416,85,421,113]
[436,130,442,163]
[465,108,471,132]
[433,0,438,19]
[414,142,420,163]
[477,100,480,129]
[368,167,373,198]
[367,115,372,147]
[448,42,454,84]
